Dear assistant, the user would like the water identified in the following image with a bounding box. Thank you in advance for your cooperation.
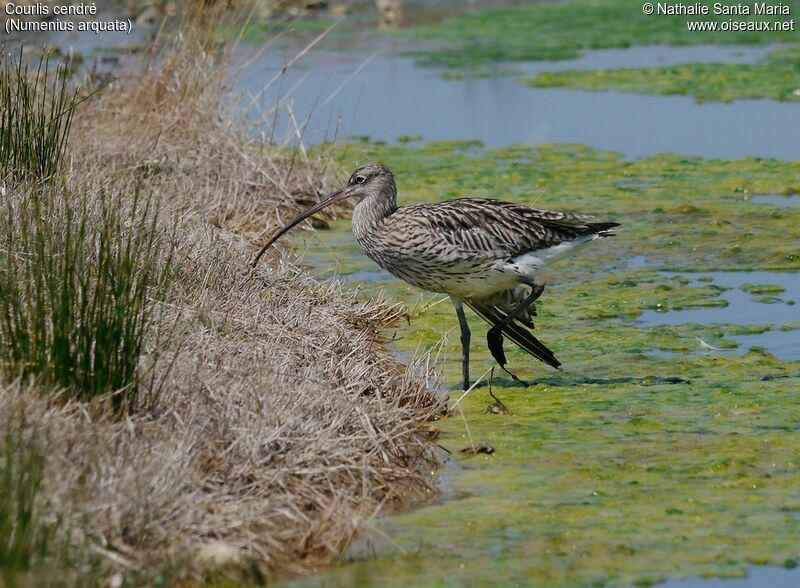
[731,328,800,361]
[650,330,800,362]
[637,271,800,360]
[638,271,800,327]
[749,194,800,207]
[233,41,800,160]
[13,6,800,160]
[658,566,800,588]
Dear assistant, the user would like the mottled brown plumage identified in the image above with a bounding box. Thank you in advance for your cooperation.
[255,163,619,390]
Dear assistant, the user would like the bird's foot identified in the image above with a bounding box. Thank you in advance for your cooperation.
[526,284,545,318]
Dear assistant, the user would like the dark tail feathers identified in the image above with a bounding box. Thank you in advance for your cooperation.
[466,301,561,370]
[586,221,620,238]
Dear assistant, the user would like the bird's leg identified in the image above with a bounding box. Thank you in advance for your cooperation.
[491,283,545,335]
[486,284,546,385]
[485,367,509,414]
[528,282,546,305]
[453,298,471,391]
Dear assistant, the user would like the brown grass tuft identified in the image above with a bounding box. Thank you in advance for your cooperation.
[1,244,441,579]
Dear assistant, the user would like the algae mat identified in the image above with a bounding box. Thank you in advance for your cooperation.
[406,0,800,68]
[286,142,800,587]
[404,0,800,104]
[529,44,800,103]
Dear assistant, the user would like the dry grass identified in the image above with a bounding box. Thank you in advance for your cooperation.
[0,14,442,584]
[75,22,335,243]
[0,249,440,581]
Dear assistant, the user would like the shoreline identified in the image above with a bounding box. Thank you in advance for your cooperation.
[0,21,444,584]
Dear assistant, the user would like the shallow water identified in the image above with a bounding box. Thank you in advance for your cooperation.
[730,329,800,361]
[659,566,800,588]
[749,194,800,208]
[651,330,800,362]
[638,271,800,327]
[637,270,800,361]
[14,5,800,160]
[233,40,800,160]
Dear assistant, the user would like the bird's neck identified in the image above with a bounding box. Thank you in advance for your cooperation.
[352,192,397,238]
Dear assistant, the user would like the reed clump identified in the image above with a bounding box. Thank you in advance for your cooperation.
[0,52,77,182]
[0,50,175,415]
[0,181,174,415]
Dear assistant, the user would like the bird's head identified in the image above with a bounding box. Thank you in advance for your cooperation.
[344,163,397,203]
[251,163,396,266]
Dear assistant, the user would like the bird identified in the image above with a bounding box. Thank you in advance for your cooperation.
[253,163,619,390]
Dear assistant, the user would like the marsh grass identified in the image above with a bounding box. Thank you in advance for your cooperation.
[0,408,54,570]
[0,44,174,414]
[0,51,79,182]
[0,182,174,414]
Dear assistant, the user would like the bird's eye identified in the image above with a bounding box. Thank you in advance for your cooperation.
[355,175,366,184]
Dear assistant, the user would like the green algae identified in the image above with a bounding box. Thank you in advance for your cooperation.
[292,371,800,587]
[281,141,800,587]
[284,358,800,586]
[742,283,787,295]
[404,0,800,69]
[528,43,800,103]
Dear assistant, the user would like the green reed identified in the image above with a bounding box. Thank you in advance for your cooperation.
[0,183,174,415]
[0,409,53,570]
[0,50,79,182]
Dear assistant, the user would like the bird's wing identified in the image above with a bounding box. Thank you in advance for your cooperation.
[394,198,618,258]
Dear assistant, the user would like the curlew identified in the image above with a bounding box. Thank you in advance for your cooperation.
[253,163,619,390]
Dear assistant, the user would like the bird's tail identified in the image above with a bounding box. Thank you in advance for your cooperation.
[585,221,620,238]
[466,300,561,370]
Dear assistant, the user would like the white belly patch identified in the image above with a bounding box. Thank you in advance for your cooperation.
[505,235,598,280]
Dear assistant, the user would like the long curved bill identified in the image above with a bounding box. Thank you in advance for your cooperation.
[251,185,354,268]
